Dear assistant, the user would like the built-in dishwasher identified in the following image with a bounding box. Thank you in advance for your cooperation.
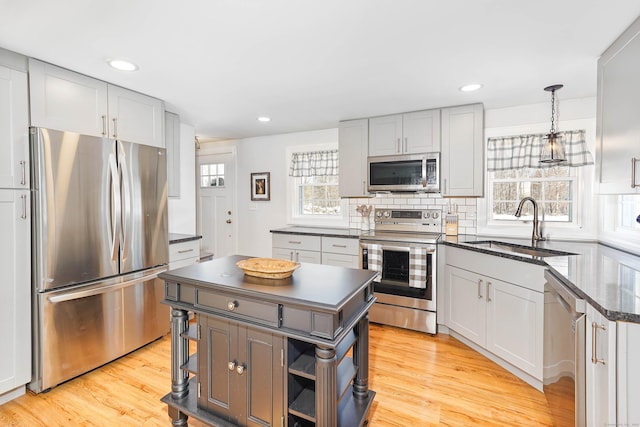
[543,270,586,427]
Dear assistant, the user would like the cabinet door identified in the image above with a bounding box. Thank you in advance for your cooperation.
[294,250,322,264]
[239,327,284,427]
[403,109,440,154]
[0,189,30,395]
[485,279,543,379]
[272,247,294,261]
[445,265,486,346]
[586,304,616,427]
[596,17,640,194]
[28,58,108,137]
[108,85,164,147]
[338,119,369,197]
[199,316,238,422]
[198,316,284,426]
[0,66,29,189]
[617,321,640,426]
[441,104,484,197]
[368,114,403,156]
[165,111,181,197]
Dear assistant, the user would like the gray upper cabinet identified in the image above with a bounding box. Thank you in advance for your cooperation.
[165,111,181,197]
[368,109,440,157]
[338,118,369,197]
[597,16,640,194]
[29,58,165,147]
[440,103,484,197]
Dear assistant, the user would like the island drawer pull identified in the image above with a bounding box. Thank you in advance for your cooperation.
[178,249,194,254]
[227,301,237,311]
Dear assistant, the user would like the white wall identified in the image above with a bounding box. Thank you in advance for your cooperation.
[168,123,197,234]
[234,128,338,257]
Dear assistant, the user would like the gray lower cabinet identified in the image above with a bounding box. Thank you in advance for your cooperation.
[199,316,285,426]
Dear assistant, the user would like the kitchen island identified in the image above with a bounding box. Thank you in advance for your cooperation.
[158,255,377,427]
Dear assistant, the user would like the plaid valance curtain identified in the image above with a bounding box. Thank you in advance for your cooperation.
[289,149,339,177]
[487,130,594,171]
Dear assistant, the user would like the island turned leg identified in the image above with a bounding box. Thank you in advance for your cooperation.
[169,307,189,426]
[315,345,337,427]
[353,315,370,400]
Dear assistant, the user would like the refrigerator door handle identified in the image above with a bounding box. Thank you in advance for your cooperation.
[109,152,122,262]
[118,142,132,261]
[47,268,167,304]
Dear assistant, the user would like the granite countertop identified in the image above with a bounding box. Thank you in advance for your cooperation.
[270,226,362,239]
[169,233,202,244]
[442,235,640,323]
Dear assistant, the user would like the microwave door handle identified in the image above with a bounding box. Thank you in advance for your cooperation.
[422,157,427,187]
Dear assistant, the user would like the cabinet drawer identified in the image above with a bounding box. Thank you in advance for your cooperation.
[272,233,321,251]
[321,236,359,255]
[322,253,359,268]
[170,240,200,263]
[196,290,280,326]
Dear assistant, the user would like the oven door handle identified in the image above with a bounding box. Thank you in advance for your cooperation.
[363,243,435,253]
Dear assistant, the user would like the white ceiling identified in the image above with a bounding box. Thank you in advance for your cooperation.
[1,0,639,140]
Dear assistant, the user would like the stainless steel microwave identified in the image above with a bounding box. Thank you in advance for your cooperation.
[368,153,439,192]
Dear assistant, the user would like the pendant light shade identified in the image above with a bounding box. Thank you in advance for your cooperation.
[540,84,566,164]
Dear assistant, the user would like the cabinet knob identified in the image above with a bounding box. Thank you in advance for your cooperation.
[226,219,232,224]
[236,364,246,375]
[227,301,237,311]
[228,361,236,371]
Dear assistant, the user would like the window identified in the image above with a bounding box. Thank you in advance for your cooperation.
[200,163,224,187]
[490,167,575,222]
[485,129,592,226]
[286,145,347,226]
[619,195,640,230]
[294,175,341,215]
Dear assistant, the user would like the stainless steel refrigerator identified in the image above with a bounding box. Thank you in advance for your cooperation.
[29,127,169,393]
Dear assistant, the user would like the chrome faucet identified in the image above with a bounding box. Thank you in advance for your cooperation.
[514,197,545,244]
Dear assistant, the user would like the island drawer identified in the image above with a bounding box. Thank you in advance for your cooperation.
[196,289,280,326]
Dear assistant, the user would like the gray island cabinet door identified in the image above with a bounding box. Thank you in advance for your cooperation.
[198,315,284,426]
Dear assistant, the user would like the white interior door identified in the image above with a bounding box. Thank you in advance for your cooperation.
[198,152,235,258]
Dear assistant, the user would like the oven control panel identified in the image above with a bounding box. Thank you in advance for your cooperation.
[373,208,442,233]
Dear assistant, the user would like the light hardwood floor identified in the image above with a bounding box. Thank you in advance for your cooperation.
[0,324,553,426]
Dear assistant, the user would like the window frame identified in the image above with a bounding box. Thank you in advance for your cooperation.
[286,143,348,227]
[478,119,596,240]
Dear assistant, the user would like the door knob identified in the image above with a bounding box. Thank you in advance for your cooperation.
[228,361,236,371]
[226,219,232,224]
[236,364,245,375]
[227,210,232,215]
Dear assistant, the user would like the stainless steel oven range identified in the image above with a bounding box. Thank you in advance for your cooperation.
[359,208,441,334]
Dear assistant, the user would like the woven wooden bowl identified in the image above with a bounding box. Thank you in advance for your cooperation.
[236,258,300,279]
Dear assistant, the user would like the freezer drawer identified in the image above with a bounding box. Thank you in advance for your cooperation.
[30,272,169,393]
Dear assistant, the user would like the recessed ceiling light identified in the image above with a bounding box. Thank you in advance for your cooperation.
[257,116,271,123]
[459,83,483,92]
[107,59,138,71]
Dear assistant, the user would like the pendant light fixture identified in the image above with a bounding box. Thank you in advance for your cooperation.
[540,84,566,163]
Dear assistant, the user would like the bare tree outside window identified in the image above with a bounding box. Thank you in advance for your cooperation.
[491,166,573,222]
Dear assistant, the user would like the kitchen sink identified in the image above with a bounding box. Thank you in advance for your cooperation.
[465,240,576,258]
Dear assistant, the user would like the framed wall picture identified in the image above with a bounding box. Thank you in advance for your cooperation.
[251,172,270,201]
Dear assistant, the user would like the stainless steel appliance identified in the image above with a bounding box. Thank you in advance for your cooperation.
[368,153,439,193]
[543,270,586,427]
[29,127,169,393]
[359,208,441,334]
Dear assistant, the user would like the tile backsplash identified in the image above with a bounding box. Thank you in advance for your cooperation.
[347,194,478,235]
